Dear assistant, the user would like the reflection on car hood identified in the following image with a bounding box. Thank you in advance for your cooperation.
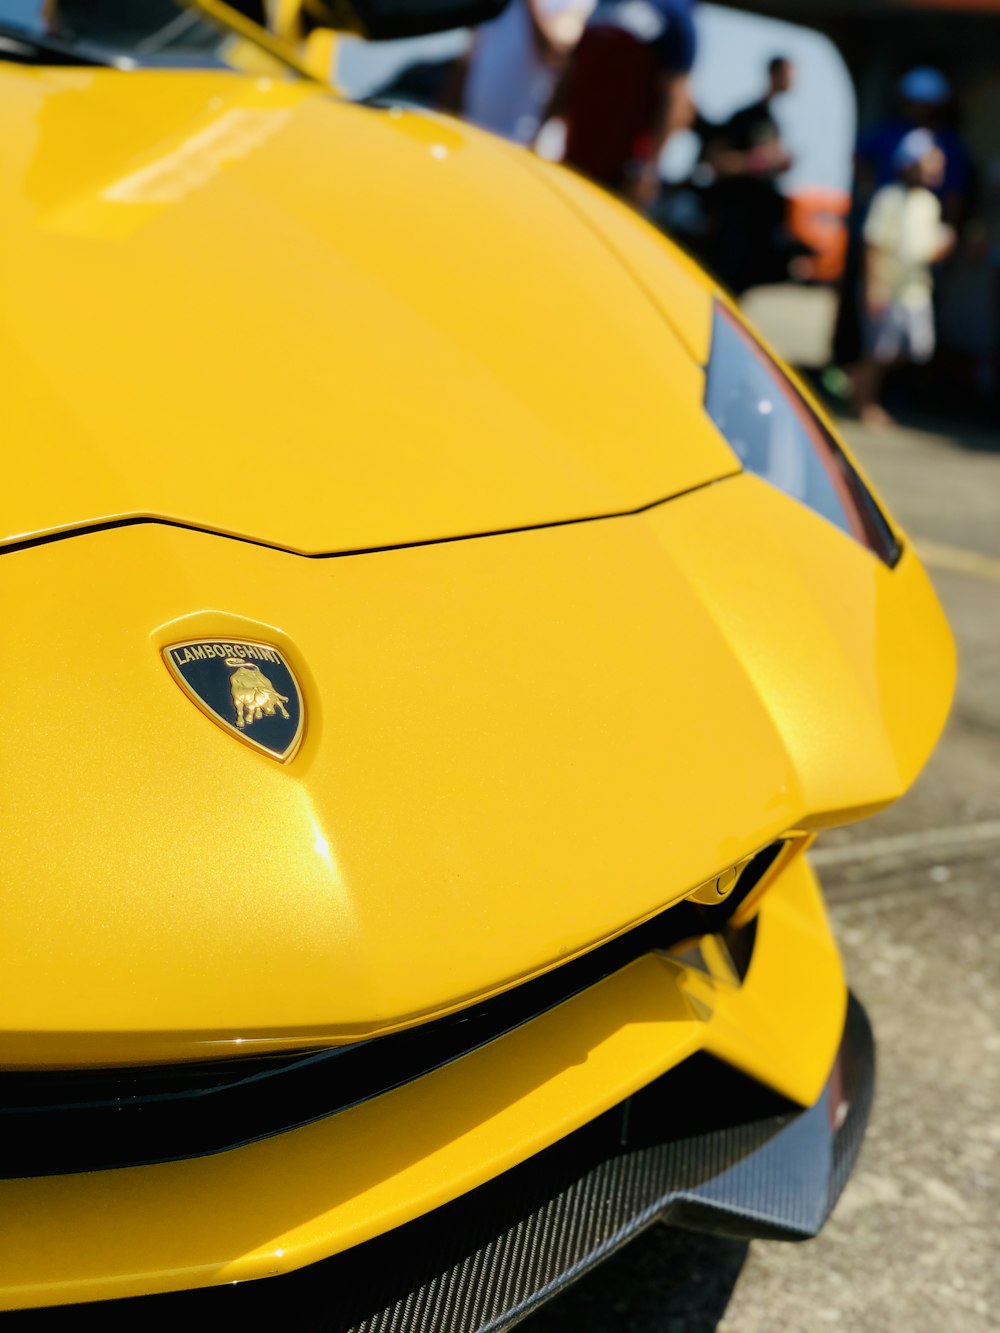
[1,66,735,554]
[0,476,954,1066]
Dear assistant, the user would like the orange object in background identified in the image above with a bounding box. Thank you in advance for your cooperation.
[788,187,851,283]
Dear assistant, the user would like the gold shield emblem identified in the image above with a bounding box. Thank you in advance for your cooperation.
[162,638,305,762]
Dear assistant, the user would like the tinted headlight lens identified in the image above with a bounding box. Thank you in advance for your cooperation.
[705,302,899,565]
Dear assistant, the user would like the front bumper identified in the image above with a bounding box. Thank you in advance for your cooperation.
[189,996,874,1333]
[0,1000,874,1330]
[0,854,860,1315]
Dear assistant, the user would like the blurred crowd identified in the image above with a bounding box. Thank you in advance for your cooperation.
[382,0,804,289]
[833,66,994,425]
[372,0,998,425]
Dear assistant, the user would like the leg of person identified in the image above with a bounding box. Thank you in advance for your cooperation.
[904,300,936,366]
[855,357,894,426]
[855,303,903,426]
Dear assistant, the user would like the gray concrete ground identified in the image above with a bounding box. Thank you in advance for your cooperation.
[522,417,1000,1333]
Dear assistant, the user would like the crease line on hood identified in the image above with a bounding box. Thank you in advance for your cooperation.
[0,471,741,559]
[510,146,717,366]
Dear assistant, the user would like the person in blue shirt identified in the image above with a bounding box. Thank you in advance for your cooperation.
[857,68,972,224]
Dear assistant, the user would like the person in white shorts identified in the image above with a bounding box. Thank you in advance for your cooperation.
[855,128,955,425]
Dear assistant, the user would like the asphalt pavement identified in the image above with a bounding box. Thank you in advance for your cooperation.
[522,416,1000,1333]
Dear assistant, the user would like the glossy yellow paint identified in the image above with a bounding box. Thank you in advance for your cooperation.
[0,513,800,1065]
[264,0,344,82]
[193,0,323,78]
[0,855,842,1312]
[0,34,956,1313]
[1,64,736,557]
[518,154,719,365]
[514,159,911,561]
[1,471,952,1067]
[645,475,955,822]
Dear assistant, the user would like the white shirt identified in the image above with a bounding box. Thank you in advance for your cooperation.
[864,184,945,309]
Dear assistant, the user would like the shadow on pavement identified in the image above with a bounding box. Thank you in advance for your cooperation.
[899,413,1000,454]
[519,1225,748,1332]
[789,365,1000,456]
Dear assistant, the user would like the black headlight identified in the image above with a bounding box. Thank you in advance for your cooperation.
[705,301,900,566]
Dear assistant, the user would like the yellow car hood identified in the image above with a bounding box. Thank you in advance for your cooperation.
[1,477,953,1066]
[1,67,734,555]
[0,67,954,1070]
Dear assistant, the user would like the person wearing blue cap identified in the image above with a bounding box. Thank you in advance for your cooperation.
[854,129,956,425]
[857,68,971,216]
[833,65,971,373]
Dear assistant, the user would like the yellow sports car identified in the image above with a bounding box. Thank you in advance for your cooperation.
[0,1,953,1325]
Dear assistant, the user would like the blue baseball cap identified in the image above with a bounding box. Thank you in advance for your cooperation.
[899,68,951,106]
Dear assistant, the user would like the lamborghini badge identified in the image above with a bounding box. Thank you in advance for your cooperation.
[162,638,304,762]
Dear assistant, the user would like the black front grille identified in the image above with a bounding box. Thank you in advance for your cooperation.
[0,844,782,1178]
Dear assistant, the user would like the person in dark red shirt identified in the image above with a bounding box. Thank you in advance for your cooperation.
[552,0,697,207]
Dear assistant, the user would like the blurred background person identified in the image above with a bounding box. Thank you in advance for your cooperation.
[700,54,800,293]
[854,129,955,425]
[460,0,594,145]
[833,66,971,374]
[857,67,972,226]
[718,53,795,174]
[550,0,697,209]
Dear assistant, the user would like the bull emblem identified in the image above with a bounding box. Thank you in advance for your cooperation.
[225,658,291,730]
[164,637,304,762]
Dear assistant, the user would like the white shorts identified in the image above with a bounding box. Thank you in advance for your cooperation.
[866,301,935,365]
